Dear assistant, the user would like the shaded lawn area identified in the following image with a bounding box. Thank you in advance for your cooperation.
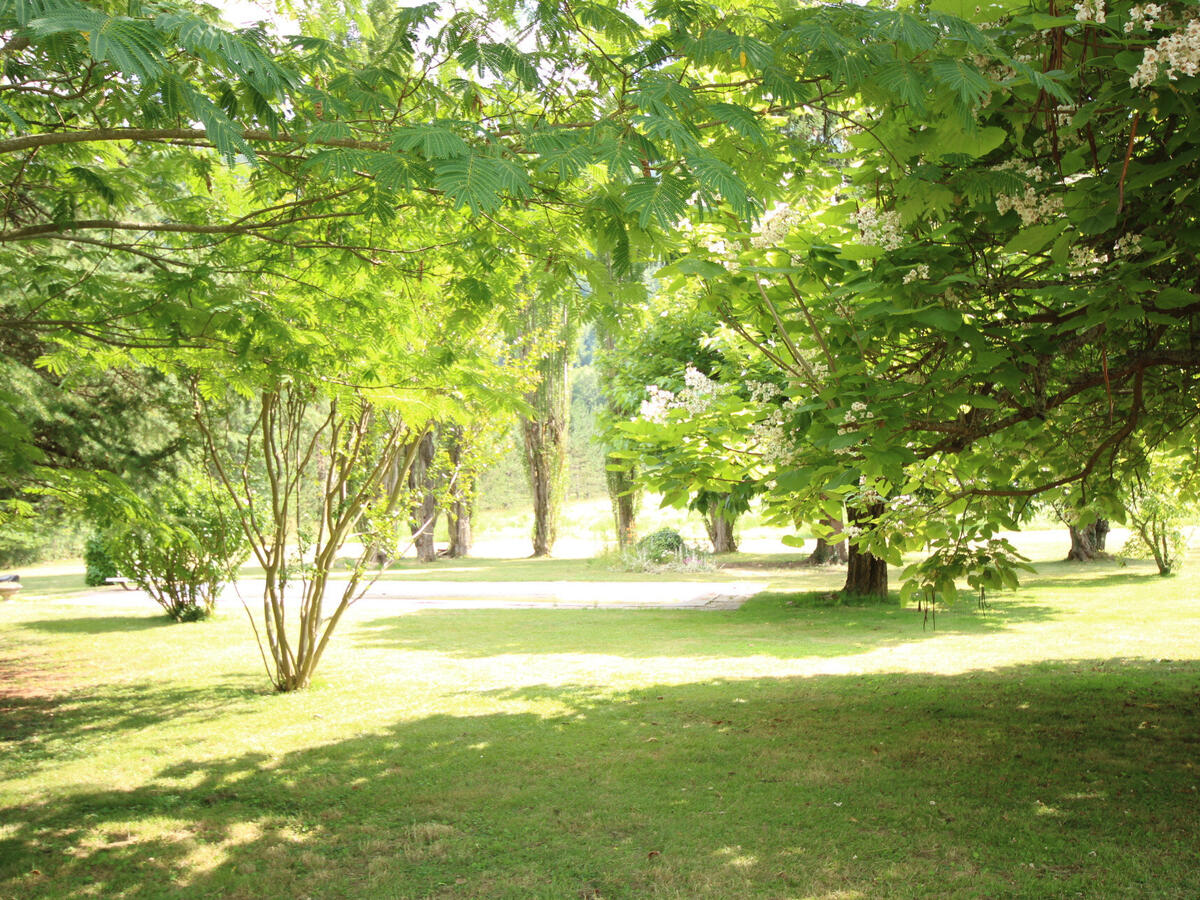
[1,561,1198,899]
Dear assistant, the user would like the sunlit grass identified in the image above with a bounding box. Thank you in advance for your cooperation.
[1,549,1198,898]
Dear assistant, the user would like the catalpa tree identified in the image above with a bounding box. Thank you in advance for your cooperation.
[657,0,1200,599]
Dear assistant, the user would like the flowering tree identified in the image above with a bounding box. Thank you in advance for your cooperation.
[606,301,781,553]
[654,0,1200,600]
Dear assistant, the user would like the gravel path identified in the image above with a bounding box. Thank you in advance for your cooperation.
[222,579,765,611]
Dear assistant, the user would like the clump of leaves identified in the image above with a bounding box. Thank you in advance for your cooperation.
[901,532,1033,626]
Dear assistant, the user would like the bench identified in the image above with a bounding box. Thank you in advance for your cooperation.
[105,576,137,591]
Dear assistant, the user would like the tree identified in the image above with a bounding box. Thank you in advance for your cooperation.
[1118,451,1199,576]
[519,290,578,557]
[653,0,1200,598]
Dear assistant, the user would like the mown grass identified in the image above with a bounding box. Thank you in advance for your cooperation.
[1,554,1198,899]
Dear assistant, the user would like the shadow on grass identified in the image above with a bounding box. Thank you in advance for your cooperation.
[1024,562,1170,592]
[21,615,175,635]
[1,660,1198,899]
[352,592,1058,661]
[0,680,266,746]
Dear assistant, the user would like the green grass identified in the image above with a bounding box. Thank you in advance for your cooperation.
[2,555,1199,899]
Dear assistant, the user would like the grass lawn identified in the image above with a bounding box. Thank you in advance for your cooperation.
[1,554,1198,898]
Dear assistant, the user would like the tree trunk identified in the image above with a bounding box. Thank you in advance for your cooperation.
[606,454,639,548]
[443,427,474,558]
[1066,519,1109,561]
[446,500,472,558]
[702,495,739,554]
[806,517,848,565]
[841,503,888,599]
[521,299,574,558]
[408,430,439,562]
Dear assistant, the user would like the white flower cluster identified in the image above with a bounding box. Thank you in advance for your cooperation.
[1113,233,1144,257]
[902,264,931,284]
[680,365,719,413]
[1074,0,1106,23]
[1131,13,1200,88]
[838,400,875,436]
[751,401,802,466]
[1070,246,1109,275]
[852,206,905,251]
[1125,3,1162,33]
[994,163,1064,226]
[748,380,783,403]
[704,238,741,273]
[638,365,724,424]
[750,205,803,249]
[849,477,883,510]
[639,385,676,424]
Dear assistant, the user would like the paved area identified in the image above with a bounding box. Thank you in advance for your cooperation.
[222,579,765,611]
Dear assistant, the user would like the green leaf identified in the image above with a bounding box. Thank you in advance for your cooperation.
[433,155,504,214]
[1155,288,1200,309]
[686,152,753,219]
[930,59,992,107]
[623,174,691,230]
[391,123,471,160]
[705,102,768,147]
[1003,222,1067,255]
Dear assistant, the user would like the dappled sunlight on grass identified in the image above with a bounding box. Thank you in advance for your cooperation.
[2,660,1198,898]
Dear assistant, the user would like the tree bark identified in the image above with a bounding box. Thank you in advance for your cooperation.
[445,429,474,558]
[408,430,439,562]
[447,500,472,558]
[606,454,639,548]
[841,503,888,599]
[806,517,848,565]
[702,494,739,554]
[1066,519,1109,561]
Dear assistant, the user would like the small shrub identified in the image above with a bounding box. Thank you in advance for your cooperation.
[98,478,248,622]
[603,530,717,574]
[636,528,687,564]
[84,534,119,586]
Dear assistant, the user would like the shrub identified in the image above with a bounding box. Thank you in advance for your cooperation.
[99,478,248,622]
[602,529,716,573]
[83,534,119,586]
[636,528,687,564]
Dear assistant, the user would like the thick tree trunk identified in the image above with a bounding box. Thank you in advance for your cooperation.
[606,455,639,548]
[702,495,739,554]
[841,503,888,599]
[408,430,439,562]
[1067,519,1109,561]
[806,517,848,565]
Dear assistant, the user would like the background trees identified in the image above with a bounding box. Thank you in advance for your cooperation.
[8,0,1200,671]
